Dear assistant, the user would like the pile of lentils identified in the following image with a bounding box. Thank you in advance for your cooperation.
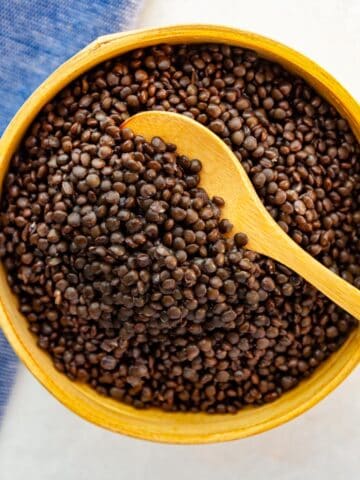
[0,43,358,413]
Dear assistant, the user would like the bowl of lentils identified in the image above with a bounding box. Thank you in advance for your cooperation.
[0,25,359,443]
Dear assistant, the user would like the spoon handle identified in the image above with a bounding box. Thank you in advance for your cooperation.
[248,214,360,321]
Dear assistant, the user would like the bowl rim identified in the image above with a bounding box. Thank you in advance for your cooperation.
[0,24,359,444]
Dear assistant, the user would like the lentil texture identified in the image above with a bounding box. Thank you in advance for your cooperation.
[0,43,358,413]
[83,42,360,285]
[0,130,356,412]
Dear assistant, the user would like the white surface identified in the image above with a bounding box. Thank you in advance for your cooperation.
[1,1,359,478]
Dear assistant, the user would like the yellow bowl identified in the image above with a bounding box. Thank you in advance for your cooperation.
[0,25,359,444]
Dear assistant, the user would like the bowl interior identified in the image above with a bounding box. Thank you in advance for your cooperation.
[0,25,359,443]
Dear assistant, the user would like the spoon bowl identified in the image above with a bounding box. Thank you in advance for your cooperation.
[123,110,360,320]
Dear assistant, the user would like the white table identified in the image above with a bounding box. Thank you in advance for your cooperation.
[1,1,359,478]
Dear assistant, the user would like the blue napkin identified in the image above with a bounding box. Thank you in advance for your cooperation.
[0,0,144,421]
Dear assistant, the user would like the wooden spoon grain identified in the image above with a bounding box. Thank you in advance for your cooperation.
[123,111,360,320]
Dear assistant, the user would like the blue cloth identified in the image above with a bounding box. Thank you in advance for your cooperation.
[0,0,143,421]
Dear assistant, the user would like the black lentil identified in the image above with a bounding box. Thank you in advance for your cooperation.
[0,42,358,414]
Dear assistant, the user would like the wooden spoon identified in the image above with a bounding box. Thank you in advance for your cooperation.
[123,111,360,320]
